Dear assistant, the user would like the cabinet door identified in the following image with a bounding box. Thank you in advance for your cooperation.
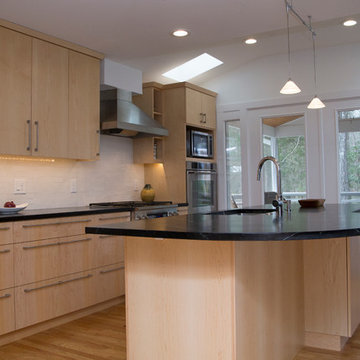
[185,88,203,127]
[95,264,125,302]
[32,39,68,158]
[68,51,100,160]
[0,27,32,156]
[0,289,15,336]
[0,223,13,245]
[201,93,216,129]
[0,244,14,290]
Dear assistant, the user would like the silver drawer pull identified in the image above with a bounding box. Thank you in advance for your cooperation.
[24,274,93,293]
[100,266,125,274]
[22,219,91,228]
[23,237,91,250]
[0,249,11,254]
[0,227,10,231]
[0,293,11,300]
[98,215,129,221]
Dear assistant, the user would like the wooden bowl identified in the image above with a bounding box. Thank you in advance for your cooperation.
[298,199,325,208]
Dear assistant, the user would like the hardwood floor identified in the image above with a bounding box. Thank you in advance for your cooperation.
[0,304,126,360]
[1,303,360,359]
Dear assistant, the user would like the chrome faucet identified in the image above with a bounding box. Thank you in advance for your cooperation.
[256,156,291,215]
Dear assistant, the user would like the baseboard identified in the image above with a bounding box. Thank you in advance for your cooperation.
[0,296,125,347]
[304,331,348,351]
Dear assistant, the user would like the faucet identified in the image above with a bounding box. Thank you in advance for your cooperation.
[256,156,291,215]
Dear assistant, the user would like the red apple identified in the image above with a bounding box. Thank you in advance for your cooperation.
[4,201,16,208]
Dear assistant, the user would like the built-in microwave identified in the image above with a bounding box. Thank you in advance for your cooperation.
[186,129,213,158]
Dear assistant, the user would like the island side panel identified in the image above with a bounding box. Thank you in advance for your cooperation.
[125,236,235,360]
[235,240,304,360]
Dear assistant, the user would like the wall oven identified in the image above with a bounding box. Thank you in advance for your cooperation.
[186,129,213,159]
[186,161,217,214]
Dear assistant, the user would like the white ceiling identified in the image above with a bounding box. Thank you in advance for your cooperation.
[1,0,359,85]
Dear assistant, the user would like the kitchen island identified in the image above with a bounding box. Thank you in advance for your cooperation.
[86,204,360,360]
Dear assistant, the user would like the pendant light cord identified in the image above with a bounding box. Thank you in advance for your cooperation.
[286,3,291,78]
[312,33,317,94]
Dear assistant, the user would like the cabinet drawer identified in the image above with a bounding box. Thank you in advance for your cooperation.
[14,234,96,286]
[14,216,94,243]
[95,263,125,303]
[94,212,131,224]
[15,271,95,329]
[0,244,14,290]
[95,235,124,267]
[0,223,13,245]
[0,288,15,335]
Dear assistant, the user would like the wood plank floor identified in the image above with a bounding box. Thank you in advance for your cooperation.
[1,303,360,359]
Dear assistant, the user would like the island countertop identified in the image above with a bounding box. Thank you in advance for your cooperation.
[85,203,360,241]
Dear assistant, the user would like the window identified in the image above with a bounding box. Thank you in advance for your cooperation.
[338,109,360,203]
[225,120,242,208]
[262,116,306,203]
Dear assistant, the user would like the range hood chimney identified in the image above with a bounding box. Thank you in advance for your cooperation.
[100,89,168,137]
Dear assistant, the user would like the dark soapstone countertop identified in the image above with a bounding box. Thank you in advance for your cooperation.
[86,203,360,241]
[0,206,132,222]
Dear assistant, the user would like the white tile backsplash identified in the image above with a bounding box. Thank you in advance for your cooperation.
[0,135,144,209]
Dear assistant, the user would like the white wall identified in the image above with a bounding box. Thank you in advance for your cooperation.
[0,135,144,209]
[202,41,360,208]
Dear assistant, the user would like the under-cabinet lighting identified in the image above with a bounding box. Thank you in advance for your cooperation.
[162,53,223,82]
[172,29,189,37]
[0,156,55,162]
[343,19,357,27]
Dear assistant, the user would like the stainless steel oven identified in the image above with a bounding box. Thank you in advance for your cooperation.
[186,161,217,214]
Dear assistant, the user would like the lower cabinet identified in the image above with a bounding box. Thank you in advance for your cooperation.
[0,212,129,337]
[0,289,15,336]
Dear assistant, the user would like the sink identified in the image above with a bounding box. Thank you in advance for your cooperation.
[209,208,276,215]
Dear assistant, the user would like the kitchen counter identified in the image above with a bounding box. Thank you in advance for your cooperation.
[0,205,132,222]
[85,203,360,360]
[85,203,360,240]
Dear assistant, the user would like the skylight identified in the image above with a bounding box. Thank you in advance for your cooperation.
[162,53,223,82]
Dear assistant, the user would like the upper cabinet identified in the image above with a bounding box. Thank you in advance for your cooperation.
[32,39,69,158]
[185,87,216,129]
[0,21,103,160]
[0,27,32,156]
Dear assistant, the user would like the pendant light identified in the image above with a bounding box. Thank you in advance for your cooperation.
[307,21,325,109]
[280,2,301,95]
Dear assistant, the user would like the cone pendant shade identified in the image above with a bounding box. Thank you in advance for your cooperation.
[307,96,325,109]
[280,79,301,94]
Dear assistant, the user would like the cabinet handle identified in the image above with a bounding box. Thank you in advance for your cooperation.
[24,274,93,293]
[0,293,11,300]
[100,266,124,274]
[22,237,91,250]
[0,227,10,231]
[0,249,11,254]
[98,215,130,221]
[22,219,91,228]
[26,120,32,151]
[34,121,39,152]
[203,113,207,123]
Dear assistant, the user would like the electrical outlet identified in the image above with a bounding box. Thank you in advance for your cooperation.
[70,178,77,193]
[14,179,26,194]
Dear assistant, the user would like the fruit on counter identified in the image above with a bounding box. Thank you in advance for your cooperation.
[3,201,16,208]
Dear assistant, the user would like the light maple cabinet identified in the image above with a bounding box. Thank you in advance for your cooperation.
[185,87,216,129]
[68,51,100,160]
[0,22,102,160]
[0,223,13,246]
[0,245,14,291]
[0,289,15,336]
[0,27,32,156]
[304,236,360,339]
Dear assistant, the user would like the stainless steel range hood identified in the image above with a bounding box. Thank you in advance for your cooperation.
[100,89,168,137]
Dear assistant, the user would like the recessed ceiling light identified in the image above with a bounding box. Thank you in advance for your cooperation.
[172,29,189,37]
[343,19,357,27]
[162,53,223,82]
[245,38,257,45]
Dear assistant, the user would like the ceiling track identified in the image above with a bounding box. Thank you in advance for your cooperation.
[285,0,316,37]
